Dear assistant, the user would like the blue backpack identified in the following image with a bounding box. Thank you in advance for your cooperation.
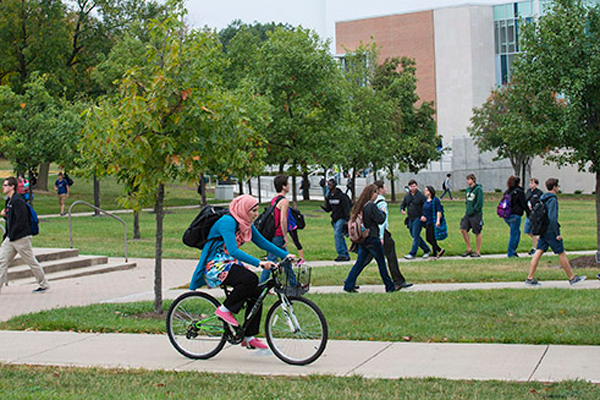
[26,203,39,236]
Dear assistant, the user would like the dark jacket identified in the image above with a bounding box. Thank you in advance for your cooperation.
[4,194,31,241]
[506,186,527,217]
[362,201,386,238]
[322,188,351,222]
[400,190,427,220]
[541,192,560,237]
[525,187,544,217]
[465,184,484,216]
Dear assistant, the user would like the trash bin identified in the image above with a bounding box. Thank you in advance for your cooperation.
[215,185,235,200]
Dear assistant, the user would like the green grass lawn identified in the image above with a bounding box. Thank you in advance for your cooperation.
[1,365,597,400]
[31,198,597,261]
[311,256,600,286]
[3,289,599,345]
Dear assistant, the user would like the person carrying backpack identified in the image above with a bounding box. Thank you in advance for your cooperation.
[525,178,586,286]
[440,173,453,200]
[321,179,352,262]
[524,178,544,255]
[343,184,395,293]
[189,194,295,350]
[501,176,527,258]
[0,177,49,294]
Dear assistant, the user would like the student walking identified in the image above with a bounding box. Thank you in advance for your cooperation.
[421,186,445,258]
[401,180,430,259]
[0,177,49,293]
[371,180,413,290]
[524,178,544,255]
[321,179,352,262]
[343,184,396,293]
[500,176,527,258]
[54,172,69,216]
[460,174,484,257]
[525,178,586,286]
[440,173,453,200]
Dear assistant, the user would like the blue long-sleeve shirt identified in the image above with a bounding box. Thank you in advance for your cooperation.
[189,215,288,289]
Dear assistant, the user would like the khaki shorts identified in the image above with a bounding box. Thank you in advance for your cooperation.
[58,194,67,207]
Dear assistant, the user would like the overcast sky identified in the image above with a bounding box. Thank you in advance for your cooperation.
[185,0,508,51]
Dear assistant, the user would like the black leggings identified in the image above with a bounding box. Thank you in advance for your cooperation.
[221,264,262,336]
[425,225,442,256]
[289,229,303,250]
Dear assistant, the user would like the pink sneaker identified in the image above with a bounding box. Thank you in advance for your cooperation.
[241,338,268,350]
[215,308,239,327]
[297,258,306,265]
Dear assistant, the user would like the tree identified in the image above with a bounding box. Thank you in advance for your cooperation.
[514,0,600,256]
[468,83,556,182]
[254,27,347,204]
[0,75,84,192]
[81,3,266,313]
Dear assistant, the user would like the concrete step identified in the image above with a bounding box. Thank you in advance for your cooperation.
[9,248,79,267]
[41,261,137,282]
[7,255,108,281]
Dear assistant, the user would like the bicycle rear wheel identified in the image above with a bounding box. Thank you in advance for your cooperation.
[265,296,328,365]
[166,291,226,359]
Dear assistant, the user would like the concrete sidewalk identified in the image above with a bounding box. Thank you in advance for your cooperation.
[0,330,599,383]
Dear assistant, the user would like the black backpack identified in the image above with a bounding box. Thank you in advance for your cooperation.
[528,196,549,236]
[254,196,285,241]
[64,173,74,187]
[182,206,231,249]
[290,207,306,230]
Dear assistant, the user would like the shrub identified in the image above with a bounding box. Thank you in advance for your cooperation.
[574,190,583,195]
[494,188,502,193]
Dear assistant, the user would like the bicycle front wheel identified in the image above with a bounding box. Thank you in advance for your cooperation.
[265,296,328,365]
[166,291,226,359]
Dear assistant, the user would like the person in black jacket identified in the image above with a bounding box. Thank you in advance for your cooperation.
[343,184,395,293]
[0,177,49,293]
[524,177,544,255]
[321,179,352,261]
[503,176,527,258]
[400,180,431,259]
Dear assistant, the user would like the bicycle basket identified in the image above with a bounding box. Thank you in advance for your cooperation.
[276,263,311,296]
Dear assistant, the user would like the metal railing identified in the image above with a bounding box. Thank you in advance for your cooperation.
[68,201,128,262]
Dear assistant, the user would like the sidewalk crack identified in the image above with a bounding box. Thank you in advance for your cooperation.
[8,332,98,364]
[528,345,549,381]
[345,342,394,376]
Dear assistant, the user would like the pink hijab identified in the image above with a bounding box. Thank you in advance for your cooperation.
[229,194,259,246]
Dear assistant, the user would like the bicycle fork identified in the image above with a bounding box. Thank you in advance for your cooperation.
[278,295,301,333]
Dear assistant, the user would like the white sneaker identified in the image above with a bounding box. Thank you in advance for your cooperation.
[403,254,415,260]
[422,253,430,259]
[569,275,587,285]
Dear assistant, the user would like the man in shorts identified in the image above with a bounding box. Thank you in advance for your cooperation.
[54,172,69,216]
[460,174,483,257]
[525,178,586,286]
[524,177,544,255]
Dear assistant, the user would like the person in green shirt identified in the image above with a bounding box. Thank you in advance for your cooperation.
[460,173,484,257]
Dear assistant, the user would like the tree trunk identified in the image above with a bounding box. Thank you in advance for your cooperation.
[199,173,207,207]
[248,179,253,196]
[37,162,50,192]
[372,162,378,181]
[133,210,141,239]
[389,165,396,202]
[93,173,100,216]
[257,175,262,203]
[154,183,165,314]
[302,170,310,201]
[238,179,244,195]
[291,171,298,207]
[596,171,600,262]
[351,163,357,202]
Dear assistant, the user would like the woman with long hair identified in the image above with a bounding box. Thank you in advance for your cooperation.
[189,194,294,350]
[503,175,526,257]
[343,184,396,293]
[420,186,444,258]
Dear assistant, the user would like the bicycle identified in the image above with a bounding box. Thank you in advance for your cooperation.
[166,259,328,365]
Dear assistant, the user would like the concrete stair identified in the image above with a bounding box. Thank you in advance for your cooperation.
[6,247,136,283]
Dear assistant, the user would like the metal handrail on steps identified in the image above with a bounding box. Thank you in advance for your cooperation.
[68,201,128,262]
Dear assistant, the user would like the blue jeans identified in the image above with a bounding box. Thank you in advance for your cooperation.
[505,215,522,257]
[260,236,295,285]
[440,189,453,200]
[408,219,430,256]
[333,219,349,258]
[344,236,395,292]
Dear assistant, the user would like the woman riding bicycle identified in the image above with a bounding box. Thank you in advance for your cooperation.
[189,194,293,350]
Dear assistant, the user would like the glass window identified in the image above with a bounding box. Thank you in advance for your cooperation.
[517,1,533,17]
[500,20,507,53]
[494,22,500,54]
[494,4,507,20]
[506,3,515,19]
[507,19,516,52]
[501,55,508,85]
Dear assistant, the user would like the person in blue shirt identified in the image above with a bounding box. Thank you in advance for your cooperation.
[189,194,293,350]
[421,186,444,258]
[54,172,69,216]
[526,178,585,286]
